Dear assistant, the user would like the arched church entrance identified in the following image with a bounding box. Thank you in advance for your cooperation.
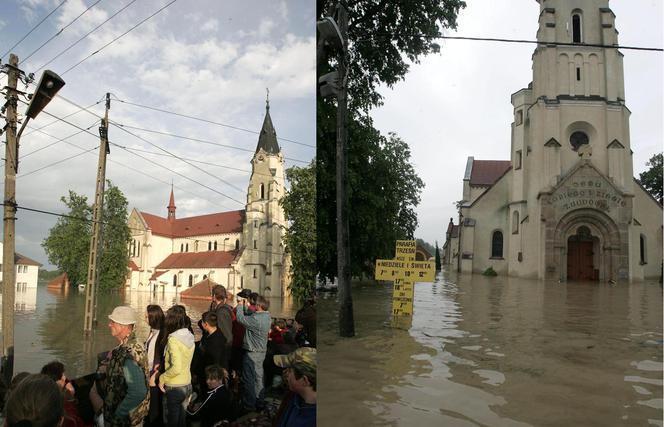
[566,226,598,281]
[552,209,621,282]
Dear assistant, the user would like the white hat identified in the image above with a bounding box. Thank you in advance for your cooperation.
[108,306,137,325]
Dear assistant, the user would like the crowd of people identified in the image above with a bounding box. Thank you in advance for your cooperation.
[2,285,316,427]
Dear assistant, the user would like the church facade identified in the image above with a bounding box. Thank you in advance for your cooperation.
[126,103,289,296]
[445,0,662,282]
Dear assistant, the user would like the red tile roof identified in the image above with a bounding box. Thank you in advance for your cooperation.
[150,270,167,281]
[155,250,239,270]
[47,272,69,289]
[470,160,511,186]
[180,277,218,301]
[140,210,245,238]
[128,260,139,271]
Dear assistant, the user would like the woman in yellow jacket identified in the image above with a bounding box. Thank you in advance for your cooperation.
[158,305,195,427]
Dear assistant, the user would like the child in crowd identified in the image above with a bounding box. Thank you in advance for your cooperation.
[268,319,286,345]
[186,365,232,427]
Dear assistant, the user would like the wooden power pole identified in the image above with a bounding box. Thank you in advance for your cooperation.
[1,54,20,384]
[83,93,110,334]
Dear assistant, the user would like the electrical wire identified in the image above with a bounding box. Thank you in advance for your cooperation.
[22,119,99,158]
[0,0,68,60]
[60,0,180,75]
[112,97,314,148]
[22,100,103,137]
[355,34,663,52]
[22,0,105,64]
[32,0,138,74]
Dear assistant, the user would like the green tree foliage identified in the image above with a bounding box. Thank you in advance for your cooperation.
[317,1,464,281]
[416,238,435,255]
[281,162,317,302]
[42,182,131,291]
[638,153,662,204]
[38,268,63,282]
[435,241,441,271]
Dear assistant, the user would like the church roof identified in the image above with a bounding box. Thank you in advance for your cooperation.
[256,103,280,154]
[128,260,139,271]
[470,160,512,186]
[155,250,239,270]
[139,210,245,237]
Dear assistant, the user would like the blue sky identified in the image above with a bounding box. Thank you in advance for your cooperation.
[0,0,316,267]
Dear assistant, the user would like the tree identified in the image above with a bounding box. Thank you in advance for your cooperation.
[42,181,131,291]
[435,241,441,271]
[281,162,317,302]
[317,1,464,282]
[638,153,662,204]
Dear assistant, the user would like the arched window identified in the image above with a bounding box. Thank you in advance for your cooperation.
[253,268,257,279]
[214,241,218,250]
[203,274,207,280]
[491,231,503,258]
[186,243,189,252]
[173,275,177,287]
[572,13,582,43]
[640,234,647,264]
[260,183,265,199]
[235,239,240,251]
[188,274,193,287]
[512,211,520,234]
[208,241,212,251]
[180,243,184,252]
[137,242,140,258]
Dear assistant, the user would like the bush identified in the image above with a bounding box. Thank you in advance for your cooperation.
[482,267,498,276]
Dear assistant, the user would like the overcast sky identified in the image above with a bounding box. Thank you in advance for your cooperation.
[371,0,663,246]
[0,0,315,268]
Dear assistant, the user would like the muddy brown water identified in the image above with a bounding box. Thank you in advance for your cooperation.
[318,270,663,426]
[0,285,294,379]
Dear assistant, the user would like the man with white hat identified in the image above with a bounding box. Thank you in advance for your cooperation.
[103,306,150,427]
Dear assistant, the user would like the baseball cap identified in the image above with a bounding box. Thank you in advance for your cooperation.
[108,306,137,325]
[274,347,316,382]
[237,289,253,299]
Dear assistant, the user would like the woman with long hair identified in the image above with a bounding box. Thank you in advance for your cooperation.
[159,305,195,427]
[145,304,166,427]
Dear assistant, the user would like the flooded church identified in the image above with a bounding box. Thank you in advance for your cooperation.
[444,0,662,281]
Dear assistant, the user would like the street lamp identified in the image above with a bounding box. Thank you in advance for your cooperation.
[1,58,64,385]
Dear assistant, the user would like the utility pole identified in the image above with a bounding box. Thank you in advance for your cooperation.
[335,3,354,337]
[83,93,110,334]
[1,53,19,386]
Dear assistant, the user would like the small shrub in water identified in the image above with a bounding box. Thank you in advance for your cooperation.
[482,267,498,277]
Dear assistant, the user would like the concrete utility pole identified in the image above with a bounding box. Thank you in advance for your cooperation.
[83,93,110,334]
[1,54,20,386]
[335,3,354,337]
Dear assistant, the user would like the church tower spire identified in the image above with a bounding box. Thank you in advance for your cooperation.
[255,89,280,155]
[167,186,176,222]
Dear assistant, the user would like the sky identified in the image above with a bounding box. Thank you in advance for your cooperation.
[371,0,663,246]
[0,0,316,268]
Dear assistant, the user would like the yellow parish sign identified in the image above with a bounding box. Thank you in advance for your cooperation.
[374,259,435,282]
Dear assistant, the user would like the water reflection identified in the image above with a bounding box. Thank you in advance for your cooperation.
[1,285,293,378]
[318,271,663,426]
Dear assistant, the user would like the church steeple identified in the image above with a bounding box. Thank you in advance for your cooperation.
[167,186,176,222]
[255,90,280,154]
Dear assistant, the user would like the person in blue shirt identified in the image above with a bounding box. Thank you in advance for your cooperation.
[273,347,316,427]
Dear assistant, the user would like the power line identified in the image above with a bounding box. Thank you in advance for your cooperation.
[112,97,314,148]
[32,0,138,74]
[0,0,68,60]
[22,100,102,137]
[0,203,288,257]
[60,0,180,75]
[22,0,105,64]
[22,119,99,158]
[356,34,663,52]
[20,145,99,178]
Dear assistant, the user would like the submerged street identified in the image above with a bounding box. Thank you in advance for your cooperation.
[319,272,662,426]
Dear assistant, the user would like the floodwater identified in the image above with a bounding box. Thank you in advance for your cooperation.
[0,285,294,378]
[318,270,663,426]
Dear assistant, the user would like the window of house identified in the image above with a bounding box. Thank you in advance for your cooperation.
[515,110,523,126]
[235,239,240,251]
[515,150,522,170]
[640,234,647,264]
[570,131,589,151]
[512,211,520,234]
[491,231,504,258]
[173,275,177,287]
[572,14,582,43]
